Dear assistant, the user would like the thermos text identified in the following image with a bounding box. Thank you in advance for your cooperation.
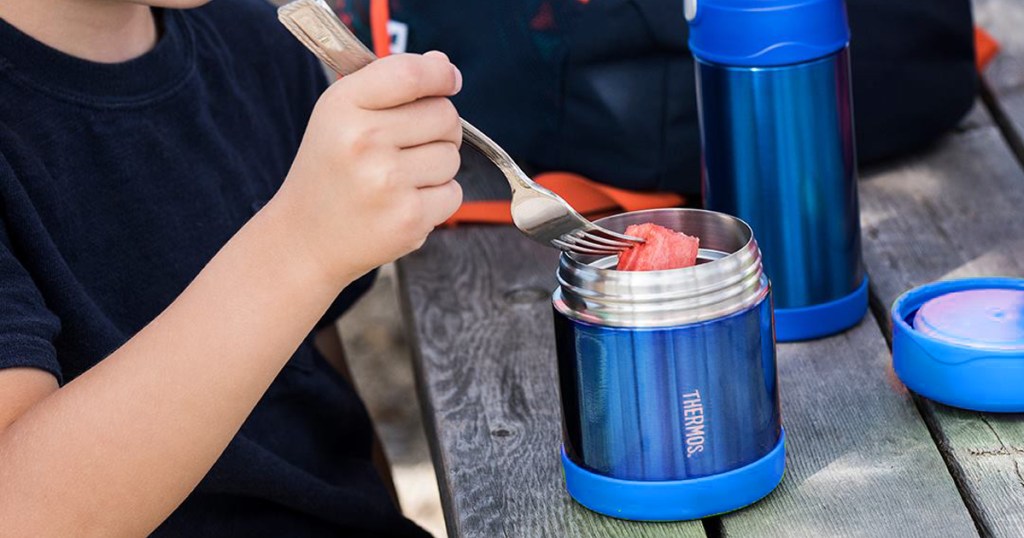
[682,390,705,458]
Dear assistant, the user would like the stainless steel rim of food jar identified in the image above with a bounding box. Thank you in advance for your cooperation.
[553,208,769,328]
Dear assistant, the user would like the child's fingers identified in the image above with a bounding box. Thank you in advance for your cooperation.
[417,179,463,227]
[348,53,461,110]
[398,142,461,188]
[380,97,462,149]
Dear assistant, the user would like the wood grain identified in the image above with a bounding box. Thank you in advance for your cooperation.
[974,0,1024,96]
[859,120,1024,537]
[396,6,1024,534]
[973,0,1024,157]
[397,156,705,537]
[400,146,984,537]
[719,318,977,537]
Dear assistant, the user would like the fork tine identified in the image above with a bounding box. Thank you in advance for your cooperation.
[551,239,620,256]
[562,233,632,252]
[553,243,620,256]
[587,226,645,245]
[572,229,636,249]
[566,246,623,256]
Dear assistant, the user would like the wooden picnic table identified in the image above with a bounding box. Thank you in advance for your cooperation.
[396,1,1024,535]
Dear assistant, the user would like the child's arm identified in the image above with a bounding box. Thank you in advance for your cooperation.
[0,51,462,537]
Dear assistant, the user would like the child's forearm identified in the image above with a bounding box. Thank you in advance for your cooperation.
[0,198,350,536]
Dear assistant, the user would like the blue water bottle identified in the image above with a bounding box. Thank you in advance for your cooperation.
[688,0,868,341]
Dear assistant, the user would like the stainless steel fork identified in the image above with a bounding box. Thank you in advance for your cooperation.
[277,0,643,256]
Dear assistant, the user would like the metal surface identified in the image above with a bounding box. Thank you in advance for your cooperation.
[276,0,641,255]
[553,209,780,481]
[554,209,767,328]
[555,297,780,481]
[697,48,864,309]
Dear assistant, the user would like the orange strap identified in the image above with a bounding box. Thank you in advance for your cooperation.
[370,0,391,58]
[975,27,1000,72]
[442,172,685,227]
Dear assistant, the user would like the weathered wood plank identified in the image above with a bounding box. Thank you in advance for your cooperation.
[399,35,1018,535]
[398,152,706,538]
[860,118,1024,536]
[973,0,1024,156]
[400,146,979,536]
[719,317,977,537]
[974,0,1024,95]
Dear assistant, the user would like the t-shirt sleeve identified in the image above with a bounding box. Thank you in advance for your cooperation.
[0,175,62,383]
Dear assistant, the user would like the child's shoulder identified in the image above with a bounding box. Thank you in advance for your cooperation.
[188,0,283,40]
[184,0,329,104]
[186,0,323,75]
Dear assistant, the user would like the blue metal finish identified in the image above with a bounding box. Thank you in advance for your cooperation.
[554,295,780,482]
[697,48,864,312]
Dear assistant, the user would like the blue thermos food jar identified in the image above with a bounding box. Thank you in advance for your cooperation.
[553,209,785,521]
[689,0,868,341]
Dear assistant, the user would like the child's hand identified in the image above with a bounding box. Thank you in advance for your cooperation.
[276,51,464,286]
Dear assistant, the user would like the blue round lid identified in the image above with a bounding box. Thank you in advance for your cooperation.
[891,278,1024,412]
[686,0,851,67]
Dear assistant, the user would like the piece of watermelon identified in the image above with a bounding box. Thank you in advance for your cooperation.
[616,223,700,271]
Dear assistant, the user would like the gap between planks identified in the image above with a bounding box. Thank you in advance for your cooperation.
[866,281,991,537]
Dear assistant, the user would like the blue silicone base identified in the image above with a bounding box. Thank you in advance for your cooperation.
[892,278,1024,412]
[561,429,786,521]
[775,278,869,342]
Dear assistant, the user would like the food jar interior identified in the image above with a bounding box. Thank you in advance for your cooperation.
[554,208,768,328]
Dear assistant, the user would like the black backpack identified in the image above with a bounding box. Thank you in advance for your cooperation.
[334,0,976,196]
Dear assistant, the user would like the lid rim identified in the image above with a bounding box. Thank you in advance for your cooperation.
[891,278,1024,412]
[555,208,768,327]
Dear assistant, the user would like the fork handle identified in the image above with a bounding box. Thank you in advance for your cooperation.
[277,0,534,193]
[277,0,375,76]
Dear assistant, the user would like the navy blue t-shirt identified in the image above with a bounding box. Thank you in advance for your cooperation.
[0,1,428,536]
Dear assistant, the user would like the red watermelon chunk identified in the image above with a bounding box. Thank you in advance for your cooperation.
[616,223,700,271]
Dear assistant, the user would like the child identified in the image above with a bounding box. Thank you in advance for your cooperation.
[0,0,461,536]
